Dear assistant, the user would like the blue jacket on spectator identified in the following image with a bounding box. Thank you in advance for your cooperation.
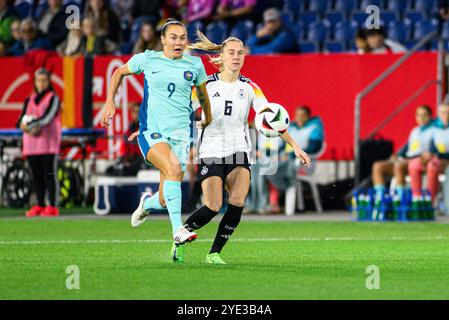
[283,116,325,158]
[9,37,53,56]
[247,24,297,54]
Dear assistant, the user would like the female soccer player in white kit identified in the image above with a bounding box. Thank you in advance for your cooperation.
[181,31,311,264]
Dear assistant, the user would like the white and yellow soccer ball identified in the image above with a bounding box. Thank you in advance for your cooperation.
[255,103,290,137]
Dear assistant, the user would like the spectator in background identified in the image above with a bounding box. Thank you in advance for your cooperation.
[10,19,20,42]
[78,16,118,55]
[0,39,6,56]
[266,106,325,213]
[132,0,164,22]
[251,0,282,25]
[84,0,121,43]
[111,0,135,25]
[37,0,70,48]
[56,18,83,56]
[408,104,449,203]
[183,0,217,24]
[355,29,371,54]
[132,20,162,54]
[365,27,406,54]
[371,105,434,208]
[246,8,297,54]
[438,0,449,23]
[0,0,18,46]
[10,19,53,56]
[16,68,62,217]
[216,0,256,27]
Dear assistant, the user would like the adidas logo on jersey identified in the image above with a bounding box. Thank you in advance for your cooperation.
[212,92,220,98]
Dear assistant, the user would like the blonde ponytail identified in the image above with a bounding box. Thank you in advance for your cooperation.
[188,29,244,70]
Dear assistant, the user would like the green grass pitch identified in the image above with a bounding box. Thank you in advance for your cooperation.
[1,217,449,300]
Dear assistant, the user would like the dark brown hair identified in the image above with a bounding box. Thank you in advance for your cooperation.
[161,19,185,37]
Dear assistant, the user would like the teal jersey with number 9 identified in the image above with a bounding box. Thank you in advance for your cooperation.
[127,50,207,140]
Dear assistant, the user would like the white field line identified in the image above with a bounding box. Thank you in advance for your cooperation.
[0,236,447,245]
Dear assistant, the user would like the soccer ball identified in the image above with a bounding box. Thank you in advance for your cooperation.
[21,115,35,126]
[255,103,290,137]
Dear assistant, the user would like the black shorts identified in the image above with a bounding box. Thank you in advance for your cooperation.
[197,152,251,182]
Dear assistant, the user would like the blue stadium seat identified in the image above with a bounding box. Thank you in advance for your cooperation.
[326,11,345,26]
[405,11,426,25]
[387,20,411,43]
[351,11,370,27]
[360,0,384,10]
[298,41,320,53]
[380,11,399,25]
[414,0,436,14]
[306,21,330,42]
[324,41,346,52]
[187,20,204,42]
[413,19,437,40]
[387,0,407,14]
[334,0,357,13]
[333,21,356,42]
[292,21,306,41]
[298,12,319,26]
[281,10,295,23]
[120,43,133,55]
[283,0,306,16]
[308,0,330,14]
[230,20,254,43]
[14,0,31,19]
[206,22,228,44]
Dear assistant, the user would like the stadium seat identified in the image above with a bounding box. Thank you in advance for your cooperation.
[326,11,345,26]
[298,41,320,53]
[292,21,306,41]
[380,11,399,25]
[414,0,436,15]
[205,22,228,44]
[351,11,370,28]
[386,0,407,14]
[14,0,31,19]
[413,19,438,40]
[187,20,204,42]
[281,10,295,24]
[307,0,330,14]
[334,0,357,14]
[359,0,384,10]
[405,11,426,25]
[283,0,306,16]
[306,21,330,42]
[298,12,319,26]
[324,40,346,52]
[230,20,254,44]
[120,43,133,55]
[333,21,356,43]
[387,20,412,43]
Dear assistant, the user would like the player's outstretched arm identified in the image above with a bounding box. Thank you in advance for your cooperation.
[280,131,311,166]
[100,64,135,128]
[195,83,212,129]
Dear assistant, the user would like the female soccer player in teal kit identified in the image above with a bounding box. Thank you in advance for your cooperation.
[100,20,212,257]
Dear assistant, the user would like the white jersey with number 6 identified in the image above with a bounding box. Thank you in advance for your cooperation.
[192,73,269,159]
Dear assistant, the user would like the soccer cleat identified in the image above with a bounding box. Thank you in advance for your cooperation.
[171,242,185,264]
[131,192,152,227]
[205,253,227,265]
[173,226,197,245]
[41,206,60,217]
[25,205,44,217]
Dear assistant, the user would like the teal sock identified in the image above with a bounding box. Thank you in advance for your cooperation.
[396,186,405,198]
[163,180,183,234]
[374,185,385,201]
[143,191,164,211]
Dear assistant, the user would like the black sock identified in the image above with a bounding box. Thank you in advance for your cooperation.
[184,205,219,231]
[210,204,243,254]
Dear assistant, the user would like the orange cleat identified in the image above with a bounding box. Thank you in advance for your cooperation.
[25,206,45,217]
[41,206,60,217]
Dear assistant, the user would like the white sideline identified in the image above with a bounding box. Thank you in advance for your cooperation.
[0,236,446,245]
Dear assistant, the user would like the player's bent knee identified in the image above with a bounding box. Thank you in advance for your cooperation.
[228,194,246,207]
[164,164,183,180]
[204,200,222,213]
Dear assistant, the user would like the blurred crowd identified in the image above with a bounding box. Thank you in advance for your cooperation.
[2,0,449,58]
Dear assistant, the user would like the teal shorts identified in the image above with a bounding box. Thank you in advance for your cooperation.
[137,131,191,172]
